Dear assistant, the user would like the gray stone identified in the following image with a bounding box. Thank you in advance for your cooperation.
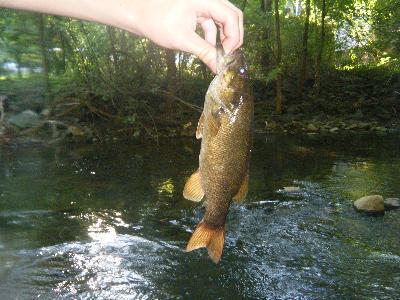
[358,122,370,130]
[40,108,51,117]
[307,124,318,132]
[346,123,360,130]
[373,126,387,132]
[283,186,301,193]
[265,120,279,130]
[384,198,400,210]
[8,110,40,129]
[353,195,384,214]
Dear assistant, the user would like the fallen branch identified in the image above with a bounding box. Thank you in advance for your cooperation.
[155,90,203,112]
[83,101,120,120]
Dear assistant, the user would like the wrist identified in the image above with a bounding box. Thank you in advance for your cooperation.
[106,0,143,36]
[0,0,144,36]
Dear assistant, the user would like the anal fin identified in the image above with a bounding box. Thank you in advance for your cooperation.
[183,170,204,202]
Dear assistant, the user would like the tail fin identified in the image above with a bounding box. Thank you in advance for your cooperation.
[186,222,225,264]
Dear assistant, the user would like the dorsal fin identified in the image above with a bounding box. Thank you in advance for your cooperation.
[233,171,249,202]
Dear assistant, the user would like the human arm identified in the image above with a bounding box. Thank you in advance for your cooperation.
[0,0,243,73]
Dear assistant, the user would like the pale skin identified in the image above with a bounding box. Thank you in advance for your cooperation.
[0,0,243,73]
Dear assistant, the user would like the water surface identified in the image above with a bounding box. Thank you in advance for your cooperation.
[0,133,399,299]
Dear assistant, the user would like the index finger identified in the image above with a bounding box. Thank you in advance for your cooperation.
[196,0,241,54]
[221,0,243,49]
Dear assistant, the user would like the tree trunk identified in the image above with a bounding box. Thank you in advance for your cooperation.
[59,30,66,74]
[298,0,311,96]
[274,0,283,114]
[15,52,23,78]
[314,0,327,96]
[38,14,50,96]
[261,0,273,12]
[165,49,177,112]
[107,27,120,75]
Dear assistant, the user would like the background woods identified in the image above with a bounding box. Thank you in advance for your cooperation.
[0,0,399,141]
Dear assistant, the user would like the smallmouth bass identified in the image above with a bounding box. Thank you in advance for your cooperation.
[183,48,253,263]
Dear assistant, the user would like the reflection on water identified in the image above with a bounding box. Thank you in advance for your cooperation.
[0,133,399,298]
[157,178,175,197]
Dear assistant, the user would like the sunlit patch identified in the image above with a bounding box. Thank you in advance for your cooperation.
[157,178,175,197]
[67,210,130,229]
[48,235,155,298]
[88,217,117,243]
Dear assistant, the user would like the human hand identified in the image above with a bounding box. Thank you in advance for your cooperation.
[124,0,243,73]
[1,0,243,73]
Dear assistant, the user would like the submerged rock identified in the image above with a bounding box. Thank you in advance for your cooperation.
[353,195,384,214]
[8,110,40,129]
[384,198,400,210]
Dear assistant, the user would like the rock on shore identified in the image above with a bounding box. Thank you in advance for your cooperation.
[353,195,384,214]
[8,110,40,129]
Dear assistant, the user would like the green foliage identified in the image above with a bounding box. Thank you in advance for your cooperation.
[0,0,399,137]
[372,0,400,56]
[0,9,42,76]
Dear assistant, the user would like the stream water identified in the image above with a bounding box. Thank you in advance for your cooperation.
[0,133,399,299]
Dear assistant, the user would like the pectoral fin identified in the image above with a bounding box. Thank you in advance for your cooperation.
[183,170,204,202]
[196,112,205,139]
[233,171,249,202]
[208,113,221,138]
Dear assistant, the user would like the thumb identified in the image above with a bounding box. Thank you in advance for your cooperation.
[184,32,217,73]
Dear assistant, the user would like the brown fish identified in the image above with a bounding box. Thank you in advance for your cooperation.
[183,48,253,263]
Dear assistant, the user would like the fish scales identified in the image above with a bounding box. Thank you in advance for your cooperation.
[183,48,253,263]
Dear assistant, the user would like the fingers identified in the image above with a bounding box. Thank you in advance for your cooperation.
[183,31,217,73]
[221,0,243,48]
[169,0,243,73]
[200,18,217,47]
[197,0,243,54]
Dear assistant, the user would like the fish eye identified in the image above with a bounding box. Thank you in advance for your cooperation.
[238,67,247,77]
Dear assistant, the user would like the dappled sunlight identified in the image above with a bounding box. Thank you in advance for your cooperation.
[87,216,117,243]
[157,178,175,197]
[0,134,399,298]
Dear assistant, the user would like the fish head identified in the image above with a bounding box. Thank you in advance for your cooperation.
[216,47,248,90]
[208,48,250,120]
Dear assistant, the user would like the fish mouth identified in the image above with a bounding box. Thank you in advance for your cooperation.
[216,47,245,74]
[224,49,244,67]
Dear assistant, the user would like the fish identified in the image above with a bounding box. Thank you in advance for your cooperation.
[183,48,253,263]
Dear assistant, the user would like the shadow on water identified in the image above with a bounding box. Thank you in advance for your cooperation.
[0,133,399,299]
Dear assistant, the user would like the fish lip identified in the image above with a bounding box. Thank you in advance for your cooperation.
[217,48,245,74]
